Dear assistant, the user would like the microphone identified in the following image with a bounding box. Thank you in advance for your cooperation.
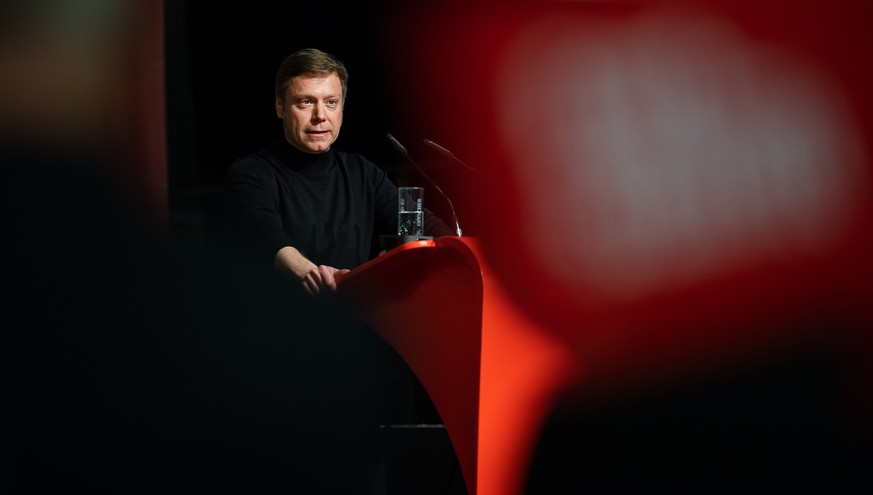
[422,138,483,176]
[386,133,463,237]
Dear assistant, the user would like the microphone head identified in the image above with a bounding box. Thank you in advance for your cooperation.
[423,138,454,158]
[423,138,484,176]
[386,133,408,155]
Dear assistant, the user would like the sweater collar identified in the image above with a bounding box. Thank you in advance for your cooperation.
[272,139,335,171]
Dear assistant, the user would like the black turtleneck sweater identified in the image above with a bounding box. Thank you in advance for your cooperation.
[225,140,451,269]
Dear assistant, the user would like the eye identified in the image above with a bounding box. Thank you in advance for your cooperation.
[298,98,313,107]
[326,98,340,108]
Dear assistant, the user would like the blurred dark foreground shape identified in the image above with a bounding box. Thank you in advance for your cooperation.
[2,1,413,492]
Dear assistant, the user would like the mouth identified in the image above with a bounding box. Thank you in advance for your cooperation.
[306,130,331,138]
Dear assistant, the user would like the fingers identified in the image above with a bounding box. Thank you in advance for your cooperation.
[302,270,323,296]
[302,265,347,296]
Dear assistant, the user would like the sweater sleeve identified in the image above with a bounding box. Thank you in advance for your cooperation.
[224,156,295,264]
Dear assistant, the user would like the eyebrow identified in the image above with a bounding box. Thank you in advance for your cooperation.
[293,93,341,101]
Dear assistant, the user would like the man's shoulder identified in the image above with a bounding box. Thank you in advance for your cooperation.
[228,143,280,175]
[232,142,279,165]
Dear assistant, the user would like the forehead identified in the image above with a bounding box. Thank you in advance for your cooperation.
[285,73,342,98]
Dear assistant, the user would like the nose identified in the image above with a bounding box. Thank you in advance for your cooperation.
[311,102,326,123]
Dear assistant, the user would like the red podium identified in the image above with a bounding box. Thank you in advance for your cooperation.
[336,236,578,495]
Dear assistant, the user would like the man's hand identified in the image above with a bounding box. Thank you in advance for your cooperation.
[301,265,351,297]
[274,246,350,297]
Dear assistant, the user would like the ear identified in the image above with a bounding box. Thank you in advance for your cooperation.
[275,96,284,118]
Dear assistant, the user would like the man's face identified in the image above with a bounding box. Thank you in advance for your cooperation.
[275,73,343,154]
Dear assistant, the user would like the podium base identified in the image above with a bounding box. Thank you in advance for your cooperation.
[380,235,433,251]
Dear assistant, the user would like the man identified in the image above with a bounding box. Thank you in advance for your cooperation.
[223,48,450,491]
[225,48,452,296]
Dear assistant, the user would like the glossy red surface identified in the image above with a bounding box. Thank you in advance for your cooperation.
[337,237,578,495]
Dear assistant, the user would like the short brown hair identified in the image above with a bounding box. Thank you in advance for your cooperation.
[275,48,349,102]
